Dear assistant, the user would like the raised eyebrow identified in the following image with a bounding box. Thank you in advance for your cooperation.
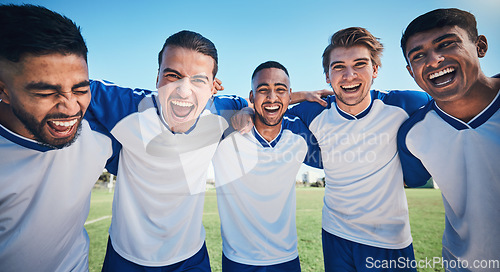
[433,33,459,44]
[330,60,344,67]
[73,80,90,90]
[25,82,61,92]
[191,74,209,81]
[162,68,182,77]
[354,58,370,62]
[407,45,423,58]
[274,82,288,89]
[256,83,270,89]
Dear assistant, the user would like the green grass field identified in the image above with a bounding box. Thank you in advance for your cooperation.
[86,188,445,271]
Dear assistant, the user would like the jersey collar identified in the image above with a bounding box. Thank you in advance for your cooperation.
[0,123,54,152]
[334,90,375,120]
[433,90,500,130]
[252,124,283,148]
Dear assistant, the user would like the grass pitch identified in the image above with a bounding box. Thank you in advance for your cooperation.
[86,187,444,271]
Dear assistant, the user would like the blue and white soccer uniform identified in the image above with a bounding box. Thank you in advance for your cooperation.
[0,116,115,271]
[212,114,321,270]
[89,80,248,268]
[288,90,430,269]
[398,91,500,271]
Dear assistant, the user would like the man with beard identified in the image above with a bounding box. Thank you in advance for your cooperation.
[398,8,500,271]
[286,27,431,271]
[0,4,117,272]
[212,61,322,271]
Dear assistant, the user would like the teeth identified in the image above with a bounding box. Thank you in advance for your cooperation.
[264,105,279,110]
[341,83,361,89]
[171,100,193,107]
[50,119,78,127]
[429,67,455,80]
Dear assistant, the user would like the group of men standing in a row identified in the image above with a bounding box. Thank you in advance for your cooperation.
[0,4,498,272]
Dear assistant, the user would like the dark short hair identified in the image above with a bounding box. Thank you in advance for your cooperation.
[0,4,87,63]
[251,61,289,80]
[158,30,218,78]
[401,8,478,59]
[322,27,383,74]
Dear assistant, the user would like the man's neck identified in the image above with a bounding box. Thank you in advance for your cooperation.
[436,76,500,123]
[254,120,282,143]
[337,98,371,116]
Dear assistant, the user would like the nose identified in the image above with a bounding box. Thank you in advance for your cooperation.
[342,66,357,81]
[427,50,444,67]
[176,77,192,98]
[266,90,278,101]
[56,92,81,116]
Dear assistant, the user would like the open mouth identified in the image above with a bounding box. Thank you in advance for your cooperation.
[170,100,195,118]
[428,67,456,87]
[263,104,281,115]
[47,118,79,138]
[340,83,361,93]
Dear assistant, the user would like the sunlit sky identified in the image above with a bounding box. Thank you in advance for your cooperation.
[5,0,499,97]
[5,0,499,177]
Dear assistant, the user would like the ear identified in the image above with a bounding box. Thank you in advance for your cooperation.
[372,65,379,79]
[476,35,488,58]
[249,90,254,104]
[155,72,160,89]
[406,65,414,78]
[0,81,11,104]
[211,80,217,95]
[325,73,331,84]
[289,87,292,102]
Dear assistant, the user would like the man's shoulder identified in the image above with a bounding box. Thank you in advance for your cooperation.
[212,95,248,111]
[375,89,432,116]
[398,100,435,137]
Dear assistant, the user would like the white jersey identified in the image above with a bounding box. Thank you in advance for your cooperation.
[398,91,500,271]
[289,90,431,249]
[0,119,113,272]
[213,115,321,265]
[89,80,248,266]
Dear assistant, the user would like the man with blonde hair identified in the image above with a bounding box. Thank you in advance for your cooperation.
[288,27,431,271]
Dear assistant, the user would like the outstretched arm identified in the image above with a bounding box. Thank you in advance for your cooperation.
[290,89,333,106]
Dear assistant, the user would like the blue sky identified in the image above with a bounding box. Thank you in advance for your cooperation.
[5,0,499,98]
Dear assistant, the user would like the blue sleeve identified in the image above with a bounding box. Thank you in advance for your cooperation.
[287,96,333,127]
[379,90,432,117]
[396,104,432,187]
[89,79,155,132]
[284,114,323,169]
[213,95,249,123]
[88,79,155,175]
[83,105,122,175]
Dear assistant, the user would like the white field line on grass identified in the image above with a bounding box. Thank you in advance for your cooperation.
[85,215,111,225]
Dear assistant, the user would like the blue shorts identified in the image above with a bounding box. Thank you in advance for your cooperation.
[101,237,211,272]
[322,229,417,272]
[222,253,301,272]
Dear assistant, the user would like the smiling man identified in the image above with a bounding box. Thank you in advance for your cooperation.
[398,8,500,271]
[87,30,249,271]
[0,4,116,272]
[287,27,431,271]
[212,61,322,271]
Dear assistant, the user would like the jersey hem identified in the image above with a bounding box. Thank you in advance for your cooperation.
[109,236,205,267]
[222,250,299,266]
[322,226,413,250]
